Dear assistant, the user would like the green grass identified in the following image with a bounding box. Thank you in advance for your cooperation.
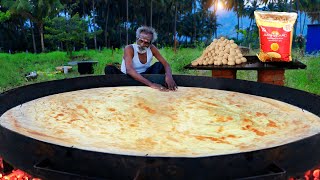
[285,56,320,95]
[0,48,319,95]
[0,51,69,92]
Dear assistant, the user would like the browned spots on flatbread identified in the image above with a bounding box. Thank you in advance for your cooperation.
[167,114,178,121]
[198,100,218,107]
[227,116,233,121]
[195,135,230,144]
[108,108,116,112]
[216,116,234,123]
[227,134,236,138]
[68,119,79,124]
[27,130,64,140]
[256,112,268,117]
[292,119,303,125]
[55,130,64,134]
[242,125,251,130]
[230,93,237,97]
[54,113,64,119]
[267,120,278,128]
[242,118,252,123]
[226,97,237,105]
[167,136,179,142]
[217,126,224,133]
[137,103,156,114]
[69,112,83,122]
[7,112,21,129]
[77,105,89,114]
[130,124,137,127]
[242,125,266,136]
[216,117,224,122]
[238,143,252,150]
[168,106,175,111]
[183,131,191,135]
[175,149,188,154]
[138,137,157,148]
[303,124,310,129]
[12,117,20,128]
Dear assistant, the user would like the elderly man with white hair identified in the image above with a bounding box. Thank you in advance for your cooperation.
[105,26,177,91]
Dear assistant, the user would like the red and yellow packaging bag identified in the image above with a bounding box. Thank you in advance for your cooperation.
[254,11,297,62]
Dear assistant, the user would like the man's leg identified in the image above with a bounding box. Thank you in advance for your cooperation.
[142,62,165,74]
[104,65,123,74]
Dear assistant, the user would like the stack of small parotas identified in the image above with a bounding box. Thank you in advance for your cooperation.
[191,37,247,66]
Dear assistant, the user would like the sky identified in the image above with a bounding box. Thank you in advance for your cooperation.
[215,8,311,39]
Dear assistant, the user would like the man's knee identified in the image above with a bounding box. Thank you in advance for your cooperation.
[158,62,165,74]
[153,62,163,67]
[153,62,165,73]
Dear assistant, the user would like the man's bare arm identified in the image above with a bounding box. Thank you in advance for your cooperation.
[151,45,177,90]
[124,45,167,91]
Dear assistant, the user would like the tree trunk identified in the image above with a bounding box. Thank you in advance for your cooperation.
[30,20,37,53]
[289,0,293,12]
[83,0,87,49]
[126,0,128,45]
[120,18,122,46]
[150,0,153,27]
[173,1,177,53]
[144,6,147,25]
[213,0,218,38]
[38,22,45,52]
[237,13,239,40]
[193,0,197,44]
[105,0,110,48]
[214,16,217,38]
[92,0,97,50]
[65,41,73,57]
[247,18,253,43]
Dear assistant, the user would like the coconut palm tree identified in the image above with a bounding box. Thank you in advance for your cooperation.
[221,0,245,40]
[2,0,63,52]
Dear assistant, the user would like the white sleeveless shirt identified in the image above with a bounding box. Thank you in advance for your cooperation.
[121,44,153,74]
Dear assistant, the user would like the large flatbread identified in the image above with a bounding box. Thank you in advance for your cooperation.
[1,87,320,157]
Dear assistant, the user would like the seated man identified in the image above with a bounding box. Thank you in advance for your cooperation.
[105,26,177,91]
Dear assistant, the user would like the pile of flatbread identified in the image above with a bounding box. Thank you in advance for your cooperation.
[192,37,247,66]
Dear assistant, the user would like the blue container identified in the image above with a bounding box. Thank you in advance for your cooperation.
[306,24,320,54]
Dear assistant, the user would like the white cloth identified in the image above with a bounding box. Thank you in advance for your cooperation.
[121,44,153,74]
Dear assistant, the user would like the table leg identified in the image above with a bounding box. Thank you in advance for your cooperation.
[258,70,285,86]
[211,70,237,79]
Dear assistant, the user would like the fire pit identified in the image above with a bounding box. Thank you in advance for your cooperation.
[0,75,319,179]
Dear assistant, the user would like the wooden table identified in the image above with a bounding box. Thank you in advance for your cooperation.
[184,56,306,86]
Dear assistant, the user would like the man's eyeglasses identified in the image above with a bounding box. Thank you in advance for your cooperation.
[137,38,151,46]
